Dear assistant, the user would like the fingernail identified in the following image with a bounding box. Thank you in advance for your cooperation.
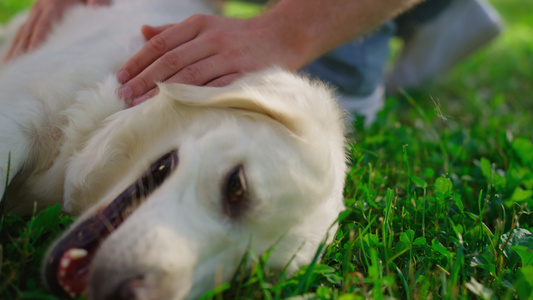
[118,85,133,100]
[117,70,130,83]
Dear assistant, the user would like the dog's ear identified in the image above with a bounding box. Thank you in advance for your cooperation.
[159,68,344,137]
[162,84,303,134]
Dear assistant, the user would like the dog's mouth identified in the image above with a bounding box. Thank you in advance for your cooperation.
[43,150,178,298]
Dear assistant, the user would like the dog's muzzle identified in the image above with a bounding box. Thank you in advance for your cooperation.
[43,150,179,298]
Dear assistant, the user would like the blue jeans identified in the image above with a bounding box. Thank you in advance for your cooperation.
[300,0,451,97]
[300,21,395,97]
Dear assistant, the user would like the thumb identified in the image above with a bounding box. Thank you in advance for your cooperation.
[141,24,172,40]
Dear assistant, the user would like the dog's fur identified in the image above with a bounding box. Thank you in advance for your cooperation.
[0,0,346,299]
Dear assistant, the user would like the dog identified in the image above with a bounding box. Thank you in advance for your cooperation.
[0,0,347,299]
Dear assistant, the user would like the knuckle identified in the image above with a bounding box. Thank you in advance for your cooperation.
[206,31,227,46]
[123,59,142,76]
[222,47,242,60]
[147,88,158,97]
[187,14,222,31]
[133,75,148,92]
[187,14,209,26]
[182,65,202,84]
[161,51,181,70]
[209,79,228,88]
[213,74,241,87]
[147,34,167,52]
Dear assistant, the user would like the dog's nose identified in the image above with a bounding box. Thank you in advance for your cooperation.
[111,276,151,300]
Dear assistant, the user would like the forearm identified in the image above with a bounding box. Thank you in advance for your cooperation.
[262,0,422,67]
[116,0,423,103]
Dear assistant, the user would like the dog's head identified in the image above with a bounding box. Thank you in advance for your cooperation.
[43,68,346,300]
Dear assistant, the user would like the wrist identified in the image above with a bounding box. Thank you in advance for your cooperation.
[255,5,321,70]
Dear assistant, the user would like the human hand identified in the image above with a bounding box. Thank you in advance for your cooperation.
[3,0,110,62]
[117,13,311,106]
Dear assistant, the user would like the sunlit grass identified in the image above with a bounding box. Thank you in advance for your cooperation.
[1,0,532,299]
[0,0,33,23]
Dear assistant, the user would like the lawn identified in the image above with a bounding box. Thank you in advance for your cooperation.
[1,0,532,299]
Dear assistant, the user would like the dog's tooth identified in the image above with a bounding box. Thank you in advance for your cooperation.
[69,248,88,260]
[69,292,76,298]
[60,257,71,268]
[64,284,71,293]
[59,270,66,278]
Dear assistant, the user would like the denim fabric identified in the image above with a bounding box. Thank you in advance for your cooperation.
[299,0,452,98]
[300,21,395,97]
[396,0,452,37]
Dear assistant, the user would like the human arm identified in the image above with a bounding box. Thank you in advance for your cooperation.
[113,0,420,105]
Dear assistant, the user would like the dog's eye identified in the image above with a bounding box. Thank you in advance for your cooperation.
[145,150,179,189]
[135,150,179,197]
[223,166,249,219]
[129,150,179,202]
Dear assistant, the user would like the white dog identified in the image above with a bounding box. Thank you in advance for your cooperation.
[0,0,346,299]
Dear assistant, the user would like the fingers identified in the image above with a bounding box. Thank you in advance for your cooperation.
[206,73,242,87]
[117,16,208,85]
[3,8,41,61]
[125,48,240,104]
[131,87,159,106]
[3,27,26,61]
[118,38,215,103]
[129,73,242,107]
[165,49,240,86]
[3,0,81,62]
[118,16,228,102]
[128,57,239,106]
[129,72,242,107]
[140,24,172,40]
[117,15,273,106]
[27,9,57,51]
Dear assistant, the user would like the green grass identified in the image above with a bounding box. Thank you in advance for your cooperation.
[0,0,34,23]
[1,0,532,299]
